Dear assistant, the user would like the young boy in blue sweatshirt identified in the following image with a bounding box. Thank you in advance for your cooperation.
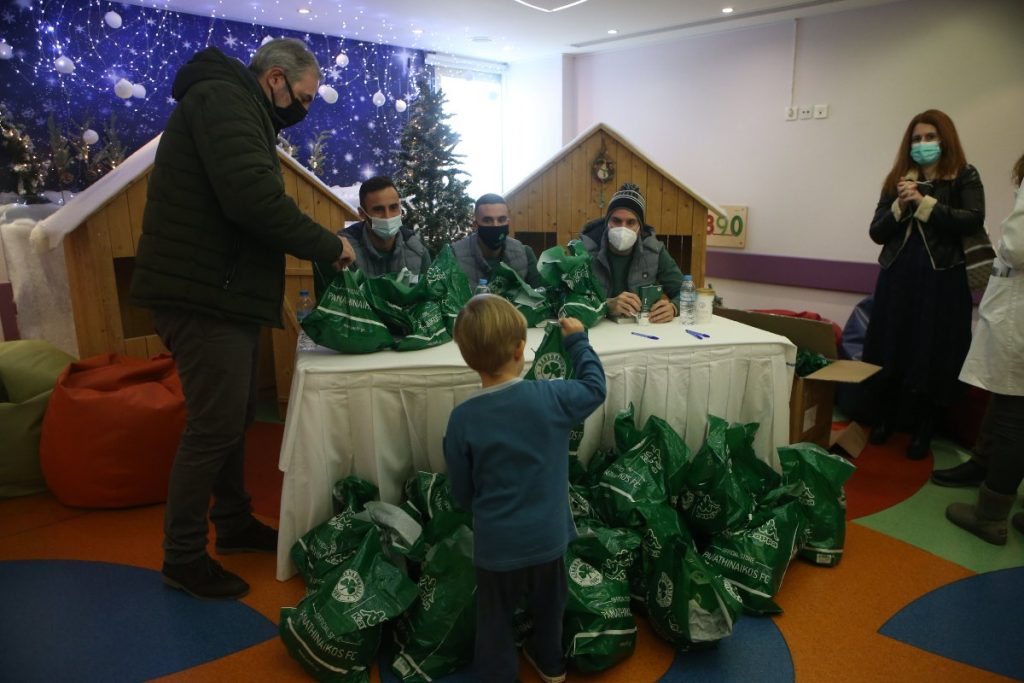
[444,294,607,683]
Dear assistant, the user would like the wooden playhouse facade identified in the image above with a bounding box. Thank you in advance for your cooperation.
[44,137,358,414]
[504,122,722,287]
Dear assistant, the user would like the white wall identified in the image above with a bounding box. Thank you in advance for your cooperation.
[553,0,1024,324]
[502,54,568,191]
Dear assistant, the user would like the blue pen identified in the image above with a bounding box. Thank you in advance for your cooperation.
[685,329,710,340]
[631,331,659,340]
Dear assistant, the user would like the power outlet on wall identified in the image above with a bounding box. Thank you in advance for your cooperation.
[785,106,798,121]
[798,105,813,120]
[814,104,830,119]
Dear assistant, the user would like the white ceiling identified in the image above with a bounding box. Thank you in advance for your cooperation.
[126,0,904,63]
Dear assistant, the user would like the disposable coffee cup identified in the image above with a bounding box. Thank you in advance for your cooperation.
[696,287,715,324]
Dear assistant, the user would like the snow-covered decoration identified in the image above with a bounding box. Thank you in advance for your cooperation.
[372,90,386,107]
[329,182,361,212]
[32,135,161,250]
[395,99,407,113]
[114,79,134,99]
[131,83,147,99]
[318,85,338,104]
[54,55,75,74]
[335,52,349,67]
[0,204,78,355]
[82,129,99,145]
[103,11,122,29]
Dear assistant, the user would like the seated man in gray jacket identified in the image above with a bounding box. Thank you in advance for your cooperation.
[578,182,683,323]
[452,193,543,289]
[314,175,431,299]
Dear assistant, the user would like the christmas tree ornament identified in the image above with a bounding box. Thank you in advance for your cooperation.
[82,129,99,145]
[335,52,349,67]
[54,55,76,74]
[395,99,407,113]
[104,11,123,29]
[318,84,338,104]
[131,83,147,98]
[372,90,386,107]
[261,36,274,45]
[0,41,12,60]
[114,79,134,99]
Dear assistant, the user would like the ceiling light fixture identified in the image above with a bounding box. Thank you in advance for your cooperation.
[513,0,589,13]
[297,7,310,14]
[411,28,423,35]
[722,7,734,13]
[607,29,617,34]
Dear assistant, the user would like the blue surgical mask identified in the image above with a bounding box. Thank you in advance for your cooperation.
[910,141,941,166]
[369,215,402,239]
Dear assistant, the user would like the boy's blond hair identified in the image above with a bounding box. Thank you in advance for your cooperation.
[453,294,527,374]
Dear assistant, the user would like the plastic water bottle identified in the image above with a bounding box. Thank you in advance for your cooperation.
[475,279,491,295]
[296,289,314,323]
[678,275,697,326]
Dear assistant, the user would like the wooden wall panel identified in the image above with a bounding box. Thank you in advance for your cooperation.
[125,175,148,251]
[105,194,135,258]
[554,156,572,245]
[690,203,708,287]
[65,218,123,358]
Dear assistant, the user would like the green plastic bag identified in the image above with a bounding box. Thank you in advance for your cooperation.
[778,443,856,567]
[422,245,473,334]
[563,522,642,672]
[727,420,780,502]
[279,531,418,682]
[487,262,554,327]
[701,500,804,615]
[678,415,755,537]
[302,268,395,354]
[332,477,380,516]
[536,242,607,328]
[391,524,477,682]
[594,415,692,529]
[361,273,451,351]
[291,508,378,595]
[639,504,743,646]
[524,322,588,459]
[614,403,643,454]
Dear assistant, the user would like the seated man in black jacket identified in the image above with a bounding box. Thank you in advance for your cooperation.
[313,175,431,299]
[578,183,683,323]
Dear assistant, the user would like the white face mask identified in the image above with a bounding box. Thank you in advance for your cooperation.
[369,214,402,239]
[608,226,638,252]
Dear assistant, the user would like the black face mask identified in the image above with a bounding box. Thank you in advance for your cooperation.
[477,225,508,251]
[271,74,308,131]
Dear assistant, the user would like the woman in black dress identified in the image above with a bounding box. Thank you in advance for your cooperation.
[863,109,985,459]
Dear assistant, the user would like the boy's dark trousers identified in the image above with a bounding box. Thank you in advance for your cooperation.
[474,557,567,683]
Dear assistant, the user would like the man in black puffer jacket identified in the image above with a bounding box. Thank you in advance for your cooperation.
[130,39,354,600]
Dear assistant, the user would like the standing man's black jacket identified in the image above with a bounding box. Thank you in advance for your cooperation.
[130,48,342,327]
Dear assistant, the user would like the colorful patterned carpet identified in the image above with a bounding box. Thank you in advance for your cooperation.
[2,422,1022,682]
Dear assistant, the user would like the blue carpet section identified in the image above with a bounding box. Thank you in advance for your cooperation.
[377,614,792,682]
[658,617,793,683]
[879,567,1024,681]
[0,560,278,682]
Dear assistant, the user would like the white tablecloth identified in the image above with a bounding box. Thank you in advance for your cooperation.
[276,315,796,580]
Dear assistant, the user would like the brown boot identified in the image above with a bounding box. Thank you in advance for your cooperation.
[945,484,1016,545]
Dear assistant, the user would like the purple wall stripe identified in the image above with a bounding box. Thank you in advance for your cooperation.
[706,250,880,294]
[0,282,19,341]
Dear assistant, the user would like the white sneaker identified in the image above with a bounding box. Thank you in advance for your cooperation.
[522,647,566,683]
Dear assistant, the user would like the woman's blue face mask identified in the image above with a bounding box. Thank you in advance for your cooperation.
[911,141,941,166]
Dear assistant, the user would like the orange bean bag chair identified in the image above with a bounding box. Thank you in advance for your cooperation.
[40,353,186,508]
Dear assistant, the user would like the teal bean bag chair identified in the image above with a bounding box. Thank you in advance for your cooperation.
[0,340,75,497]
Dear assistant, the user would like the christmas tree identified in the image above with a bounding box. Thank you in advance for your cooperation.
[1,104,47,199]
[392,79,474,256]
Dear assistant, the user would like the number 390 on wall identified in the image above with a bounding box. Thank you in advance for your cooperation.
[706,205,747,249]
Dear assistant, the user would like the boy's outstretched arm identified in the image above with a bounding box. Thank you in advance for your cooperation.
[559,317,607,422]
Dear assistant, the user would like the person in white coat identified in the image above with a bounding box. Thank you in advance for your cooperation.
[946,152,1024,544]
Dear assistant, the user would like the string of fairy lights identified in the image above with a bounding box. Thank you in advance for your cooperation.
[0,0,429,187]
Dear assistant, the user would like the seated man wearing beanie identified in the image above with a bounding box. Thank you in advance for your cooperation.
[452,193,544,290]
[578,182,684,323]
[313,175,432,300]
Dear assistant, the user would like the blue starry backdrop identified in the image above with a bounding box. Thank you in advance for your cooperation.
[0,0,428,189]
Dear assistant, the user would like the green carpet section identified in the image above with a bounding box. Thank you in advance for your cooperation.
[855,438,1024,575]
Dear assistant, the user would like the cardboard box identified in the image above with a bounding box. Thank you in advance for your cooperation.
[715,308,881,450]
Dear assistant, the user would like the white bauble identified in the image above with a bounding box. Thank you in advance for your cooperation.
[0,42,12,60]
[82,129,99,146]
[335,52,348,67]
[54,55,75,74]
[114,78,134,99]
[104,11,122,29]
[261,36,274,45]
[372,90,385,107]
[318,85,338,104]
[395,99,407,113]
[131,83,147,98]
